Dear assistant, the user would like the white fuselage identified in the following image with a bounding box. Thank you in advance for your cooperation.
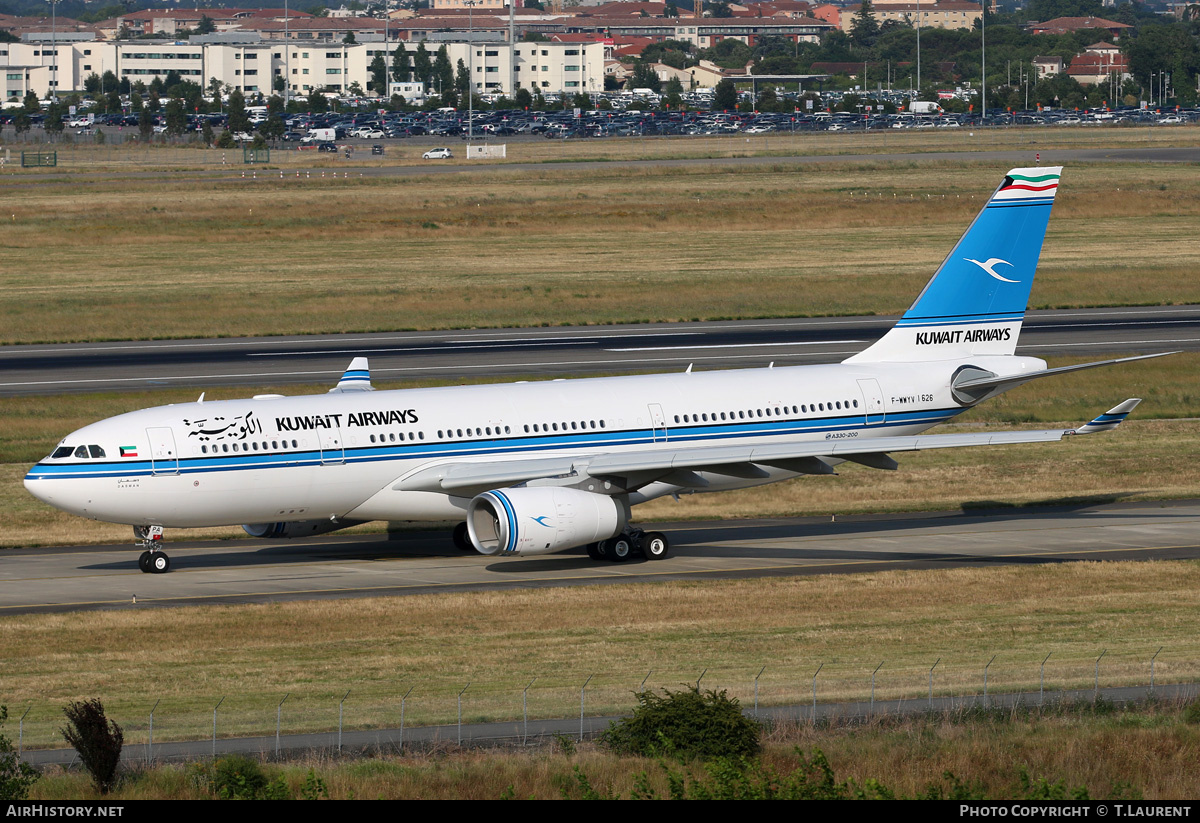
[24,355,1046,529]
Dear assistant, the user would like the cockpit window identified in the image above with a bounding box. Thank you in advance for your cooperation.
[89,445,106,459]
[74,445,89,459]
[52,446,74,459]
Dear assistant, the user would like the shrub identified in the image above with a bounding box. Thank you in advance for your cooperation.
[598,686,760,760]
[0,706,40,801]
[61,699,123,794]
[209,754,288,800]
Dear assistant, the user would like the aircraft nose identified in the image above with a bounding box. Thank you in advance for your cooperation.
[24,467,55,506]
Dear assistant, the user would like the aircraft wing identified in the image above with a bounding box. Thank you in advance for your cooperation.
[395,400,1141,496]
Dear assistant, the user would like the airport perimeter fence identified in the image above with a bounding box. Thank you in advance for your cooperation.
[10,643,1200,758]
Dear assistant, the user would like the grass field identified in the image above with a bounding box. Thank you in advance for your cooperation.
[5,560,1200,755]
[2,136,1199,344]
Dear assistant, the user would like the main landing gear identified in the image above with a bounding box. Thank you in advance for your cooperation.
[452,521,474,551]
[586,529,669,563]
[134,525,171,574]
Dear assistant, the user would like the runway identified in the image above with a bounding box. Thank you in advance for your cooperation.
[3,499,1198,615]
[1,304,1196,396]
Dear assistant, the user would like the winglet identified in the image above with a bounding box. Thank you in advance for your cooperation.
[1071,399,1141,435]
[329,357,374,393]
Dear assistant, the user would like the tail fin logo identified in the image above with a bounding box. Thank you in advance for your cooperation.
[964,257,1018,283]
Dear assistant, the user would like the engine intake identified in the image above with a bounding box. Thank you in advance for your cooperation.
[467,487,626,557]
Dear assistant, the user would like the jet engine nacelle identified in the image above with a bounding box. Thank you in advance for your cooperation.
[467,487,626,557]
[241,519,362,539]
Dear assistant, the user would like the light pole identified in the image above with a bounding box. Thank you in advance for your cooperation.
[980,0,986,120]
[284,0,289,105]
[915,0,921,97]
[466,0,476,149]
[50,0,57,102]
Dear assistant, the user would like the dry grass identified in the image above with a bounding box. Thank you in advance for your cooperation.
[24,705,1200,799]
[5,561,1200,750]
[1,156,1198,343]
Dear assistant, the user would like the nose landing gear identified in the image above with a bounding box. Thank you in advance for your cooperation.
[134,525,171,574]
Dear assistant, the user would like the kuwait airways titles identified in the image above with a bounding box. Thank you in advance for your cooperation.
[274,409,420,432]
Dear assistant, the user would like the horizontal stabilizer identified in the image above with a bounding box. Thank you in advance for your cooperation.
[329,357,374,393]
[954,352,1176,398]
[1071,398,1141,434]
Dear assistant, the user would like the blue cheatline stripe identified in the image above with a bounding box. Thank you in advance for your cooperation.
[986,198,1055,208]
[24,407,962,482]
[490,489,519,553]
[1091,413,1128,423]
[896,314,1024,328]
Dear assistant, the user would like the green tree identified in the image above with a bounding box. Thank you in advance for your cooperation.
[196,14,215,34]
[343,31,357,44]
[202,118,215,145]
[164,98,187,136]
[413,42,433,86]
[215,128,236,148]
[227,88,249,133]
[713,77,738,110]
[61,700,123,795]
[631,61,661,92]
[391,42,410,83]
[44,101,65,137]
[434,45,454,96]
[455,58,471,97]
[851,0,881,48]
[84,72,101,95]
[13,109,30,137]
[0,706,39,801]
[208,76,224,110]
[514,86,533,109]
[22,90,39,113]
[307,87,329,113]
[138,106,153,140]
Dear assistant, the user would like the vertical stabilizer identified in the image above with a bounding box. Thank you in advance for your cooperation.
[845,167,1062,363]
[329,357,375,392]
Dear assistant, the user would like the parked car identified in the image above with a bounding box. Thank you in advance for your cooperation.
[422,147,453,159]
[317,142,338,153]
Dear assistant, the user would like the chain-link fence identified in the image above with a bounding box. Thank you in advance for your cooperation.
[12,644,1200,757]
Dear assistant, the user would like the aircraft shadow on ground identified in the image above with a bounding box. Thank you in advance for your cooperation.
[80,493,1182,573]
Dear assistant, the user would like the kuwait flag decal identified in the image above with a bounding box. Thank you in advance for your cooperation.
[120,446,139,458]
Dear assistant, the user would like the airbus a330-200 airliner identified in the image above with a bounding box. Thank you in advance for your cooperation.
[25,167,1171,573]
